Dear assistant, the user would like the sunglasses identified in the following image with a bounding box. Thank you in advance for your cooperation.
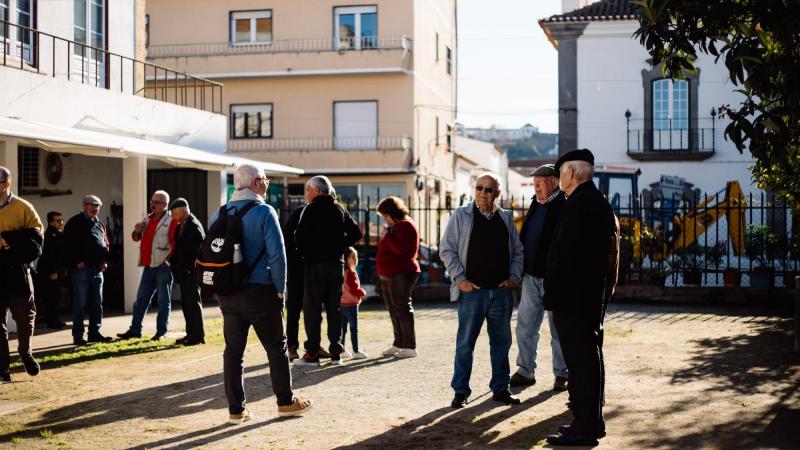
[475,185,496,194]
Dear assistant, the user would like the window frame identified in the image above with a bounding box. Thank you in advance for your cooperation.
[333,5,377,51]
[2,0,36,66]
[332,99,379,150]
[229,9,273,46]
[230,103,274,140]
[446,46,452,75]
[640,66,700,152]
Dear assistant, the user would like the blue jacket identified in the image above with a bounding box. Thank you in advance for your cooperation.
[209,198,286,292]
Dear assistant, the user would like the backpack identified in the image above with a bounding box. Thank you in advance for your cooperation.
[194,201,264,296]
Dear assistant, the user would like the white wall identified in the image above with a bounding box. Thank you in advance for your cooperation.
[576,21,756,195]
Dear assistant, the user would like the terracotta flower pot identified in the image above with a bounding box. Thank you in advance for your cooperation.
[722,269,741,288]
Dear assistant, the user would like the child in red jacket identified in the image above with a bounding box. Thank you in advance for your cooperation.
[341,247,368,359]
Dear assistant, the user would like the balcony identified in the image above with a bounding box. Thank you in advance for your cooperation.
[625,112,717,161]
[229,136,412,153]
[1,20,222,113]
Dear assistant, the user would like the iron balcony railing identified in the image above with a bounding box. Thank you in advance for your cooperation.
[147,35,412,59]
[228,136,413,152]
[625,112,717,155]
[1,19,223,114]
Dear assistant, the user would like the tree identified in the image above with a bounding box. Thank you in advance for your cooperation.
[634,0,800,206]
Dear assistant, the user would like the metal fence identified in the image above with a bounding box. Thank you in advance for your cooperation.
[282,191,799,289]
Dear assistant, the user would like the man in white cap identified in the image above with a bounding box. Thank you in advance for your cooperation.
[64,195,113,345]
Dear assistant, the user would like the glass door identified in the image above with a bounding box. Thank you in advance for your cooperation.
[2,0,34,65]
[73,0,105,86]
[334,6,377,50]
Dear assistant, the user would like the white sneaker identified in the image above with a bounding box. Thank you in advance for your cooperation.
[352,351,368,359]
[394,348,418,358]
[341,349,352,358]
[330,356,343,366]
[382,346,401,356]
[229,408,253,424]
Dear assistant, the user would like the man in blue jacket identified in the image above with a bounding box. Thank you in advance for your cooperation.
[210,164,312,424]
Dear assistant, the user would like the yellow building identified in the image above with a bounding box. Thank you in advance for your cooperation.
[146,0,458,217]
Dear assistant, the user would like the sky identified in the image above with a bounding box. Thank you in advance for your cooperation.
[456,0,562,133]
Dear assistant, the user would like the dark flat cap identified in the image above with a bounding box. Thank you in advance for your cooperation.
[530,163,557,177]
[169,197,189,210]
[82,194,102,206]
[554,148,595,172]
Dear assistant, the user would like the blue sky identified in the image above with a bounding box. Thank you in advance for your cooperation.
[456,0,562,133]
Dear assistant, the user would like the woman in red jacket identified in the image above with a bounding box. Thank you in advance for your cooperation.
[376,196,421,358]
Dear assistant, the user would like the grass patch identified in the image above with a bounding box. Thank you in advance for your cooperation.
[39,428,68,447]
[11,436,24,445]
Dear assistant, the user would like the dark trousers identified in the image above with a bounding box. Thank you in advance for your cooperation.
[1,280,36,376]
[285,265,304,349]
[302,262,344,355]
[219,284,293,413]
[380,272,419,349]
[35,274,60,325]
[177,274,204,340]
[553,310,605,438]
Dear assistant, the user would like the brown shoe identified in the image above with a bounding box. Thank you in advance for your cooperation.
[278,397,313,416]
[553,376,568,391]
[318,348,331,359]
[288,346,299,361]
[510,372,536,387]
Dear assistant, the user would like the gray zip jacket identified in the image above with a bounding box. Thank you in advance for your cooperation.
[439,202,524,302]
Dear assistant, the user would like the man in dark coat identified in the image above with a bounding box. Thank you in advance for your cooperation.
[281,204,306,361]
[543,149,619,447]
[293,175,362,366]
[167,198,206,346]
[35,211,67,329]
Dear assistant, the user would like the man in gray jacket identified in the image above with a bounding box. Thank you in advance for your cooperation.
[440,172,524,409]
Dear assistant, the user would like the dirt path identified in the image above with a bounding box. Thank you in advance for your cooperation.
[1,302,798,449]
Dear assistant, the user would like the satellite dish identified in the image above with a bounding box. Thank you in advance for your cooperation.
[44,153,63,185]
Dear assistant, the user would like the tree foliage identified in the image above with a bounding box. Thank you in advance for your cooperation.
[633,0,800,206]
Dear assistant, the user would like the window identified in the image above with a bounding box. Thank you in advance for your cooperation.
[435,32,439,61]
[74,0,104,54]
[435,116,440,146]
[2,0,34,64]
[446,46,452,75]
[334,6,377,50]
[230,10,272,45]
[652,79,688,130]
[18,146,39,189]
[231,104,273,139]
[334,101,378,150]
[0,1,9,42]
[145,14,149,48]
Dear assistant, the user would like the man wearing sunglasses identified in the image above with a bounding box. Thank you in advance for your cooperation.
[440,172,524,409]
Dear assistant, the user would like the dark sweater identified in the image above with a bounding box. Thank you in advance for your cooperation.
[168,213,205,278]
[38,225,66,276]
[465,206,510,289]
[294,195,362,264]
[64,212,109,268]
[519,192,566,277]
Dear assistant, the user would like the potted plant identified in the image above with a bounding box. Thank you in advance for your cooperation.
[641,264,670,287]
[745,224,778,291]
[670,243,704,286]
[706,241,740,287]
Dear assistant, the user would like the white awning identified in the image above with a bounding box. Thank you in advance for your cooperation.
[0,116,303,177]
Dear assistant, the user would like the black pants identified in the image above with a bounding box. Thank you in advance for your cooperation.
[553,310,605,437]
[218,284,293,413]
[177,274,204,340]
[380,272,419,349]
[285,265,304,350]
[302,262,344,355]
[35,274,60,325]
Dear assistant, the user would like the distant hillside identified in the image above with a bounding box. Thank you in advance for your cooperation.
[501,133,558,160]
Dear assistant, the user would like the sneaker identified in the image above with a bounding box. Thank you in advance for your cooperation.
[293,352,321,367]
[451,393,468,409]
[116,330,141,339]
[330,355,343,366]
[510,372,536,387]
[341,349,352,358]
[21,354,40,376]
[277,397,313,417]
[182,338,205,346]
[553,376,568,392]
[73,337,88,346]
[491,390,521,405]
[318,348,332,359]
[288,346,300,361]
[151,333,166,341]
[394,348,417,358]
[228,408,253,424]
[382,346,401,356]
[352,351,368,359]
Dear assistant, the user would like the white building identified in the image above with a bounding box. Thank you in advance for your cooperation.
[539,0,756,202]
[1,0,300,316]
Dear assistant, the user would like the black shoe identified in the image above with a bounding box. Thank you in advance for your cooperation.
[117,330,142,339]
[182,338,205,346]
[451,393,468,409]
[553,376,568,391]
[510,372,536,387]
[1,372,10,384]
[88,334,113,343]
[558,424,606,438]
[47,321,67,330]
[175,336,187,345]
[73,337,88,346]
[318,348,332,359]
[492,390,521,405]
[21,354,40,376]
[546,432,599,447]
[151,333,166,341]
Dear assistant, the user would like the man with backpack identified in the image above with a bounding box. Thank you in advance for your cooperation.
[205,164,312,423]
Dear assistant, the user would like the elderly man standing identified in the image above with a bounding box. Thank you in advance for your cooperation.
[211,164,312,422]
[0,166,43,383]
[167,198,206,346]
[118,190,178,341]
[440,172,524,408]
[293,175,362,366]
[64,195,113,345]
[511,164,568,391]
[544,149,618,447]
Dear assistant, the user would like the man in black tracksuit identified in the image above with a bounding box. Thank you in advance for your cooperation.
[36,211,67,329]
[544,149,618,447]
[293,176,362,366]
[167,198,206,346]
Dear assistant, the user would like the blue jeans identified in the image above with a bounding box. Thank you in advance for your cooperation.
[340,304,359,352]
[515,274,568,378]
[129,265,173,335]
[451,287,513,397]
[71,266,104,339]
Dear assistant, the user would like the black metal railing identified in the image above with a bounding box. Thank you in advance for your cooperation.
[626,113,716,154]
[1,19,223,113]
